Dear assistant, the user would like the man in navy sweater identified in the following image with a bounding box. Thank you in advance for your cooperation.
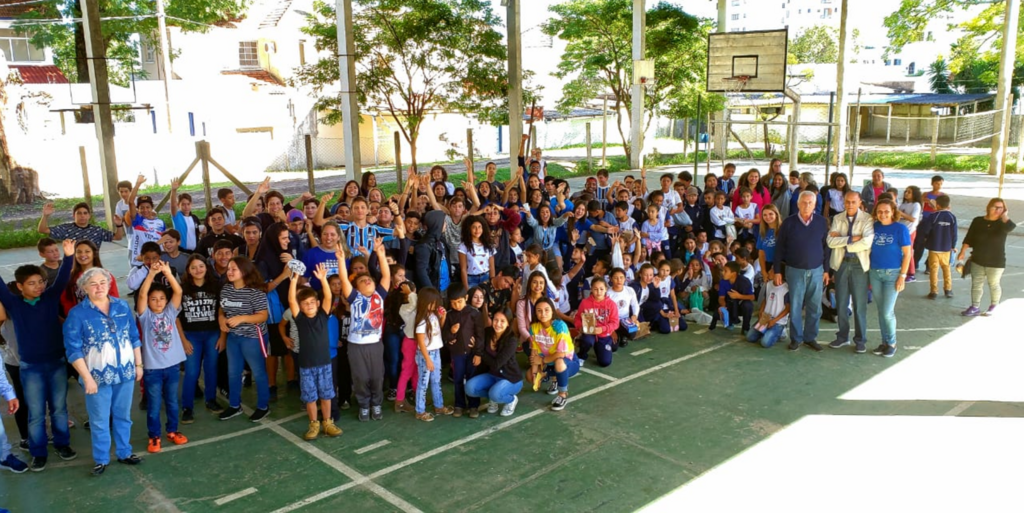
[774,191,831,352]
[0,239,77,471]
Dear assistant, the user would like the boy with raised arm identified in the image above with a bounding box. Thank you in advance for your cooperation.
[289,263,342,440]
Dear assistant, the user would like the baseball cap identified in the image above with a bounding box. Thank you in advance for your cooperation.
[287,210,304,223]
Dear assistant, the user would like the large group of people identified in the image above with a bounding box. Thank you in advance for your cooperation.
[0,140,1016,477]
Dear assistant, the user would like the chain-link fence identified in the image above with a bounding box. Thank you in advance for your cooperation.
[265,130,398,172]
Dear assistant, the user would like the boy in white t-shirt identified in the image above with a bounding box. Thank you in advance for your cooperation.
[746,280,789,348]
[114,180,132,221]
[127,174,167,267]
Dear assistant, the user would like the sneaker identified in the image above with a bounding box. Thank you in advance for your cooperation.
[468,407,480,419]
[882,345,897,358]
[961,306,981,317]
[904,274,916,283]
[91,464,107,476]
[269,386,278,403]
[550,395,568,411]
[829,339,851,349]
[872,344,888,356]
[29,456,46,472]
[487,402,501,414]
[147,437,162,454]
[322,419,343,437]
[304,420,321,441]
[55,445,77,461]
[579,359,585,367]
[547,380,558,395]
[181,408,195,424]
[855,342,867,354]
[394,400,413,413]
[138,396,148,410]
[358,408,370,422]
[371,405,383,421]
[0,454,28,474]
[944,290,953,298]
[205,400,224,414]
[787,341,800,351]
[416,412,435,422]
[166,432,188,445]
[434,406,454,416]
[18,439,28,452]
[983,304,997,316]
[117,454,143,465]
[927,292,937,300]
[500,396,519,417]
[452,407,463,418]
[218,406,243,421]
[386,389,397,402]
[249,408,270,422]
[340,400,351,410]
[805,341,823,352]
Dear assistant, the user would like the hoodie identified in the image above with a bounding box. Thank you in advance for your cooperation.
[574,295,620,337]
[414,210,448,290]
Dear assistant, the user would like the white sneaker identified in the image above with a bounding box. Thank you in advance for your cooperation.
[486,402,501,414]
[500,395,518,417]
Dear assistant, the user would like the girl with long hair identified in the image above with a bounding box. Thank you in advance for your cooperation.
[217,256,271,422]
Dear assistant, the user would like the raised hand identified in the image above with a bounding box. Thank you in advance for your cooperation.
[321,192,334,205]
[312,263,328,281]
[170,177,181,190]
[62,238,75,256]
[42,202,54,217]
[135,173,147,186]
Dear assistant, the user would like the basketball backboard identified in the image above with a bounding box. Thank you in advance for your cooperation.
[706,29,788,93]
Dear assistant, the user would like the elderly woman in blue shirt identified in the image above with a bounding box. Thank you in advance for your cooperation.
[64,267,144,476]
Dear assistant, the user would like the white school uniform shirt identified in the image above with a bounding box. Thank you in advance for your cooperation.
[741,263,756,283]
[415,314,444,351]
[762,281,790,325]
[521,262,558,298]
[458,241,495,276]
[607,287,638,319]
[734,203,758,236]
[709,206,735,239]
[656,277,673,302]
[556,275,571,314]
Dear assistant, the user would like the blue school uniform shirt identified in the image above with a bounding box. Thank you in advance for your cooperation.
[338,222,394,258]
[302,247,341,291]
[870,221,911,270]
[756,227,777,264]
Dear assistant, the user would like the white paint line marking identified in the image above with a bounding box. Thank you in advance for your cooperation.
[578,367,618,382]
[944,401,976,417]
[694,329,709,335]
[161,412,307,454]
[630,348,653,356]
[215,487,258,506]
[866,327,958,333]
[354,439,391,455]
[271,483,361,513]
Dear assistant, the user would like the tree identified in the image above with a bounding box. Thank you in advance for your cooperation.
[928,56,955,93]
[293,0,510,169]
[788,26,839,64]
[542,0,713,164]
[17,0,248,85]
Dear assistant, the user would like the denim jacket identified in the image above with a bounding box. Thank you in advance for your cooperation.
[63,297,141,386]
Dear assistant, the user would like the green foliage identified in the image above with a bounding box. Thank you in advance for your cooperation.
[17,0,248,85]
[928,57,955,93]
[789,26,839,64]
[542,0,711,163]
[293,0,510,167]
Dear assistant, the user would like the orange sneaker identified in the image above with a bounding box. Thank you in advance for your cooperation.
[147,436,161,453]
[166,432,188,445]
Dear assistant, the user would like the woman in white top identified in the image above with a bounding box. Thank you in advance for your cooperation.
[899,186,923,282]
[457,216,496,289]
[607,268,639,346]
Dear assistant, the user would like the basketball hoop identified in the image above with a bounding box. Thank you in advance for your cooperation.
[722,75,750,94]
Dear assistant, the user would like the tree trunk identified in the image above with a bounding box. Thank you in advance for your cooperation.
[73,0,94,123]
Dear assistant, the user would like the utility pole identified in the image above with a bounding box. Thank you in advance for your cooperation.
[81,0,119,227]
[507,0,523,168]
[833,0,850,169]
[629,0,645,169]
[335,0,362,181]
[989,0,1021,176]
[155,0,173,133]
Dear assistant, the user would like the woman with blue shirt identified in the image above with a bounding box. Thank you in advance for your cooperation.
[757,204,781,283]
[869,198,912,358]
[64,267,144,476]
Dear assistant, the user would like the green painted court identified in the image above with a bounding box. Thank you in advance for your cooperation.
[3,258,1024,512]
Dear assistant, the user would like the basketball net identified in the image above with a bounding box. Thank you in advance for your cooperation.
[722,75,749,94]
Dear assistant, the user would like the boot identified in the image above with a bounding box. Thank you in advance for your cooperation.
[303,420,321,441]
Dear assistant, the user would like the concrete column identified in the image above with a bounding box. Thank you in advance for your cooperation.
[335,0,362,180]
[507,0,523,167]
[989,0,1020,175]
[629,0,646,169]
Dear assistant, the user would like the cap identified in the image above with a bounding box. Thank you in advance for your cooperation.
[686,187,700,196]
[287,210,304,223]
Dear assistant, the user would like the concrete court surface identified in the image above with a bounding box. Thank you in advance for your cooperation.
[0,164,1022,512]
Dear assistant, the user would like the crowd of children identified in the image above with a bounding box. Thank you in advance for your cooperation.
[0,147,1015,476]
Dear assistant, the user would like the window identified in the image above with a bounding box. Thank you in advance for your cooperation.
[894,58,902,66]
[143,44,156,64]
[731,13,739,20]
[0,37,45,63]
[238,41,259,68]
[732,0,740,5]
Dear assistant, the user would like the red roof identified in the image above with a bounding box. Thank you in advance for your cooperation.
[221,69,284,86]
[10,65,68,84]
[0,0,41,18]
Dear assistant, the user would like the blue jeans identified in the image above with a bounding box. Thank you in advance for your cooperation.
[382,329,403,391]
[451,352,480,409]
[0,404,10,459]
[545,357,580,393]
[20,359,70,457]
[414,349,444,414]
[83,380,134,465]
[746,324,787,348]
[465,373,523,404]
[144,367,181,438]
[785,265,824,344]
[870,269,901,346]
[577,334,614,367]
[835,259,869,343]
[182,330,220,409]
[467,273,490,288]
[227,333,269,410]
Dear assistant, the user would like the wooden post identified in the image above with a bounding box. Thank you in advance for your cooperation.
[1015,113,1024,174]
[79,146,91,201]
[305,134,315,194]
[850,88,862,178]
[930,111,941,165]
[585,122,592,172]
[466,127,474,180]
[200,140,213,211]
[394,131,403,191]
[60,112,66,136]
[155,154,201,212]
[601,95,608,166]
[682,118,689,158]
[886,104,892,143]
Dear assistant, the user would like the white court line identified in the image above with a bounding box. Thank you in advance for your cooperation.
[694,329,709,335]
[214,487,258,506]
[866,327,958,333]
[354,440,391,455]
[630,348,653,356]
[161,412,308,454]
[944,401,976,416]
[578,367,618,382]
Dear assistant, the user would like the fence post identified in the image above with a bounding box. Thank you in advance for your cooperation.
[1015,114,1024,173]
[305,135,315,194]
[850,88,862,180]
[394,131,403,192]
[200,140,213,211]
[79,146,91,202]
[930,113,940,165]
[466,127,474,180]
[585,122,592,173]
